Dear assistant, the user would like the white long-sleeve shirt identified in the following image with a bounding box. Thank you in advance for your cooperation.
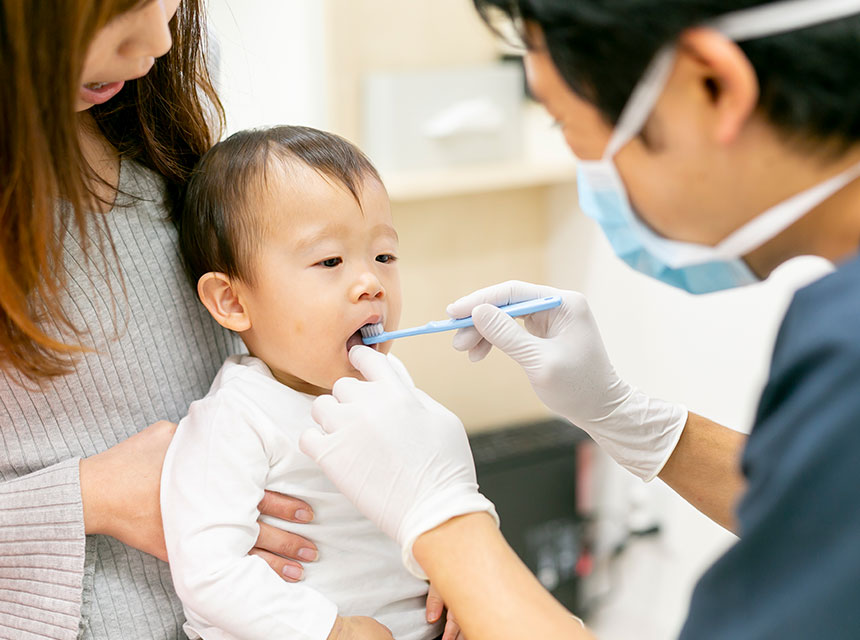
[161,355,440,640]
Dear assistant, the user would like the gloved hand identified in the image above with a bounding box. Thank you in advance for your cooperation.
[447,280,688,481]
[300,346,498,579]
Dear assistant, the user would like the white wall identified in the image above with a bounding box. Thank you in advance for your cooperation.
[207,0,328,136]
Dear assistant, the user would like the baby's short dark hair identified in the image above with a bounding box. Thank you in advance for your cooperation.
[177,125,381,287]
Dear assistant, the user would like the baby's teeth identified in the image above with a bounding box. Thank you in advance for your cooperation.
[85,82,108,90]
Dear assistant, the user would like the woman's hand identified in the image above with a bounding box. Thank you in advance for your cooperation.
[301,346,498,578]
[427,584,465,640]
[250,490,319,581]
[447,280,688,481]
[326,616,394,640]
[80,421,319,580]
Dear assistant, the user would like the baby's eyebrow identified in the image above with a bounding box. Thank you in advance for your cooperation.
[373,224,399,243]
[292,222,399,253]
[293,226,345,253]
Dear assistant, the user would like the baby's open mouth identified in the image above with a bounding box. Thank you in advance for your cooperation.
[346,326,379,352]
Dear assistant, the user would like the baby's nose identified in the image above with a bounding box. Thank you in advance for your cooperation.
[353,271,385,300]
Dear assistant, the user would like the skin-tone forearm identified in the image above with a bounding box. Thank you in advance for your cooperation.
[657,412,747,533]
[80,420,177,560]
[414,512,594,640]
[411,416,745,640]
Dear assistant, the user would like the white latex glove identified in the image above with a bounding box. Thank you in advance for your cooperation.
[300,346,498,579]
[448,280,688,481]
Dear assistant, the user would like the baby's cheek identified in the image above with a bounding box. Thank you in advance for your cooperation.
[290,318,305,336]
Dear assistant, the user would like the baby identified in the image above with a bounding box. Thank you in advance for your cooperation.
[162,126,458,640]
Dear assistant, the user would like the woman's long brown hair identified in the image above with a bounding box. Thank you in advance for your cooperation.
[0,0,224,383]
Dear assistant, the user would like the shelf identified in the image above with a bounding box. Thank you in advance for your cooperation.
[382,157,577,202]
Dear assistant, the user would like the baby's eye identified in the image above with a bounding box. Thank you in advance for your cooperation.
[376,254,397,264]
[318,257,342,268]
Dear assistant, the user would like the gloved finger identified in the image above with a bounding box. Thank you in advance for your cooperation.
[446,280,555,319]
[330,376,368,403]
[471,304,538,365]
[348,345,403,384]
[310,394,345,434]
[524,288,585,336]
[298,427,329,462]
[387,352,417,387]
[413,389,464,426]
[451,326,482,352]
[468,338,493,362]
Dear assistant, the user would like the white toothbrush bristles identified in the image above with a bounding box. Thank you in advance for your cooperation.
[359,322,384,338]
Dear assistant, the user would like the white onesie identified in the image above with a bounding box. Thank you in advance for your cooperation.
[161,354,441,640]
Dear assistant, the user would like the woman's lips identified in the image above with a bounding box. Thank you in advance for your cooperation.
[79,80,125,105]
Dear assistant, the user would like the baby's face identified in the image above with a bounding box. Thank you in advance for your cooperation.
[236,163,402,394]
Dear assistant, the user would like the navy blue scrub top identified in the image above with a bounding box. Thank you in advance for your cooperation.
[679,252,860,639]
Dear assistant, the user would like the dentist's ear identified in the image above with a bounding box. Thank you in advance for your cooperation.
[679,27,760,146]
[197,272,251,332]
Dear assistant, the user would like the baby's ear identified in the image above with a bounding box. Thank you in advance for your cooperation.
[197,272,251,332]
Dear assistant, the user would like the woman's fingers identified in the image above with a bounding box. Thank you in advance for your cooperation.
[427,583,464,639]
[255,521,318,563]
[253,494,319,582]
[258,490,314,524]
[442,611,463,640]
[248,547,305,582]
[426,584,445,623]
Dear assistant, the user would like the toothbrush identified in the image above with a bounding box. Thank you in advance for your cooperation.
[360,296,563,345]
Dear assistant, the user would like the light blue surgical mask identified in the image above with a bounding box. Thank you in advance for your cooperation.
[576,0,860,294]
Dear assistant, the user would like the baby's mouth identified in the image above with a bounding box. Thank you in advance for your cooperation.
[346,326,379,352]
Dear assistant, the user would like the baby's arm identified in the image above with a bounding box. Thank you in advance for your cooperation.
[161,396,337,640]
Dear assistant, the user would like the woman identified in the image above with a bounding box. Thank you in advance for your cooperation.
[301,1,860,639]
[0,2,318,638]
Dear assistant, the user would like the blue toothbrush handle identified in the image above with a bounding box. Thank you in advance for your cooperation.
[362,296,562,345]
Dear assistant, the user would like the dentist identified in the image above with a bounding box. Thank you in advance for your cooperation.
[301,1,860,639]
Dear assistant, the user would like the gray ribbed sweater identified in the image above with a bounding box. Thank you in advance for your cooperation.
[0,159,242,639]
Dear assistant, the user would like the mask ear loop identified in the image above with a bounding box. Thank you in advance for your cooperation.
[601,0,860,162]
[602,45,677,160]
[711,0,860,41]
[715,161,860,258]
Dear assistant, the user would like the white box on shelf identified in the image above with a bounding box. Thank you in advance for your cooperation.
[362,62,524,173]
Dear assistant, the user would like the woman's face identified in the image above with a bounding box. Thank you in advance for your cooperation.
[76,0,181,112]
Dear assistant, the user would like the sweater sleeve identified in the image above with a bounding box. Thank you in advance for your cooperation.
[161,394,338,640]
[0,457,85,640]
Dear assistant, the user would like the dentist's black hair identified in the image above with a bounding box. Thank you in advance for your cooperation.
[177,125,382,288]
[473,0,860,150]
